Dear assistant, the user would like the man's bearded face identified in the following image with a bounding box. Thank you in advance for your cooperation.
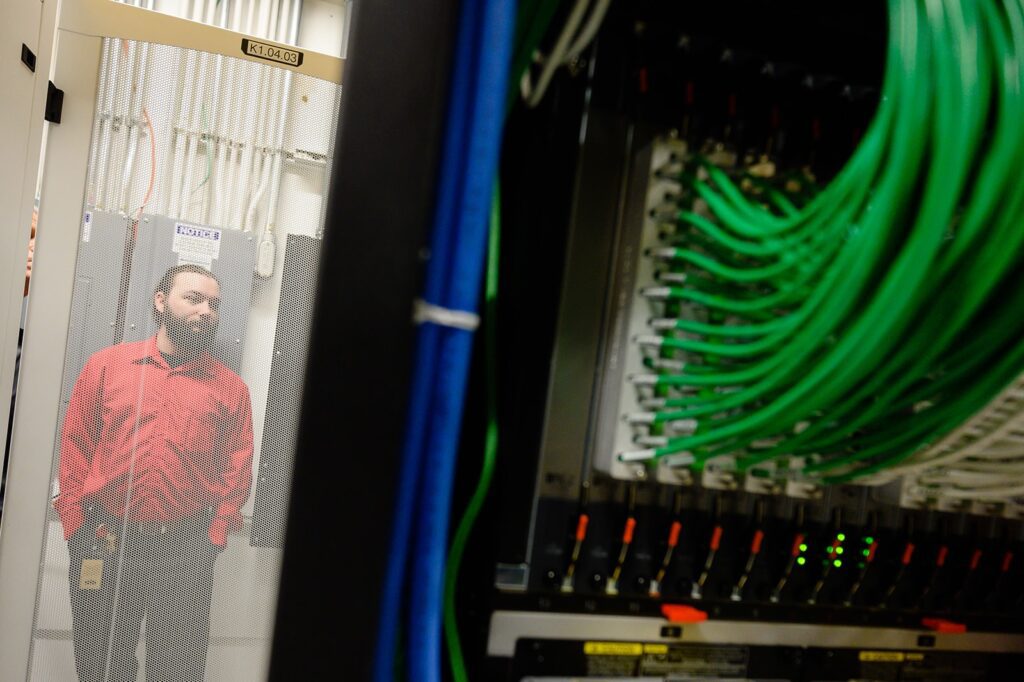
[158,272,221,356]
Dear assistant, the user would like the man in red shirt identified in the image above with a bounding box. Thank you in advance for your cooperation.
[56,264,253,682]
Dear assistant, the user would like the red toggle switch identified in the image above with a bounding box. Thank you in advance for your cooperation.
[661,604,708,624]
[921,617,966,634]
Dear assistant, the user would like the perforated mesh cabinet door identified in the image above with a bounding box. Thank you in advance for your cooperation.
[26,36,338,681]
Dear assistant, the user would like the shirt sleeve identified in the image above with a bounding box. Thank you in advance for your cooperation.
[209,382,254,546]
[56,355,104,539]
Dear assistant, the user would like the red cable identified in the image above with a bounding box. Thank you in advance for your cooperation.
[135,107,157,223]
[1001,551,1013,573]
[901,543,915,566]
[936,546,949,567]
[969,549,982,571]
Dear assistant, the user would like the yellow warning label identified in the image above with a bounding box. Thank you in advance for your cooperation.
[583,641,643,656]
[859,651,905,662]
[643,643,669,654]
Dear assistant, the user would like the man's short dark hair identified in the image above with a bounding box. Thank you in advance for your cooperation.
[151,264,221,322]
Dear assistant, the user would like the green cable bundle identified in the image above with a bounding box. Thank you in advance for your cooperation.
[621,0,1024,484]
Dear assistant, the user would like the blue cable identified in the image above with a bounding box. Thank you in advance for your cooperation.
[407,0,517,679]
[370,0,489,677]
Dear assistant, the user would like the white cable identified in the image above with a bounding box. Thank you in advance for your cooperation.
[935,484,1024,500]
[525,0,591,108]
[263,0,301,239]
[562,0,612,64]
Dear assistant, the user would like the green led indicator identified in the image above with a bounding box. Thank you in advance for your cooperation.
[833,559,842,568]
[862,549,871,557]
[837,533,846,542]
[827,546,834,554]
[864,536,874,544]
[858,562,866,569]
[836,547,844,555]
[797,557,806,566]
[799,543,808,552]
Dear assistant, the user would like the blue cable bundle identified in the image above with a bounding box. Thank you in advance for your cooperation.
[372,0,516,680]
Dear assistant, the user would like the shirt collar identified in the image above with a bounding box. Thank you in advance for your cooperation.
[131,335,216,378]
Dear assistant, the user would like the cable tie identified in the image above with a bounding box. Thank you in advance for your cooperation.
[412,298,480,331]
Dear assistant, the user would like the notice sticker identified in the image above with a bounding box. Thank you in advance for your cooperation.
[177,253,213,269]
[173,223,221,266]
[82,211,92,242]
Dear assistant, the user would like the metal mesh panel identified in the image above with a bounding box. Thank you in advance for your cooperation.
[27,38,337,681]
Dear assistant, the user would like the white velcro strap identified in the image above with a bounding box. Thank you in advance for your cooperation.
[413,299,480,331]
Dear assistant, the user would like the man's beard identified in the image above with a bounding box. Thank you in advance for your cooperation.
[162,309,218,356]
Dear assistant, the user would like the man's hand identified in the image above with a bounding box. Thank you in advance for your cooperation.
[208,517,229,550]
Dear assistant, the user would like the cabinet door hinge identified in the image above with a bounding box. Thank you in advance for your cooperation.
[45,81,64,124]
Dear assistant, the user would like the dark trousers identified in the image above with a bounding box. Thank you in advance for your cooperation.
[67,510,220,682]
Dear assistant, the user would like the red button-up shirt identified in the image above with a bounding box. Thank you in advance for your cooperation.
[56,336,253,546]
